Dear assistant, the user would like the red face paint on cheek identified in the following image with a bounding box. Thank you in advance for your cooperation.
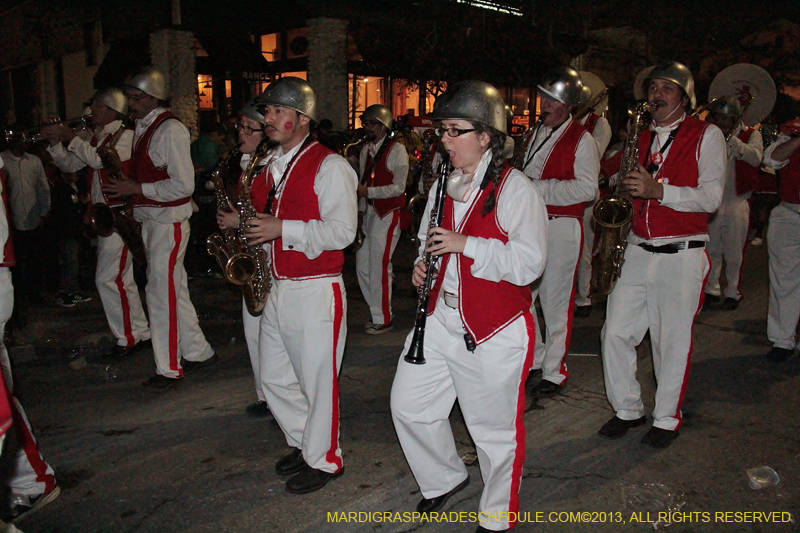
[283,121,292,131]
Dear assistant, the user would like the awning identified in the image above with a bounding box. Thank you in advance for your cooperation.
[195,34,273,81]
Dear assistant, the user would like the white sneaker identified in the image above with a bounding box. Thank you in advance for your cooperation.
[9,485,60,522]
[750,237,763,246]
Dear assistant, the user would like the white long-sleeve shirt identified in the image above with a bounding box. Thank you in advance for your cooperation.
[763,133,800,213]
[47,120,133,205]
[132,108,195,224]
[418,150,548,297]
[717,125,763,214]
[521,116,599,207]
[358,135,408,202]
[628,114,725,245]
[580,114,612,158]
[270,136,358,260]
[0,151,50,231]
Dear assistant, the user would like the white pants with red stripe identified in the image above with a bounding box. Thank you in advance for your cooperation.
[391,305,532,531]
[602,244,709,431]
[142,220,214,379]
[259,276,346,474]
[576,203,595,307]
[767,203,800,350]
[0,269,56,498]
[356,206,400,326]
[242,299,265,403]
[705,200,749,301]
[96,232,150,348]
[531,217,582,385]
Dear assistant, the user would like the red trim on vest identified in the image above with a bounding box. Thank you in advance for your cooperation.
[542,120,588,218]
[325,282,344,473]
[0,169,15,267]
[632,116,711,239]
[778,145,800,204]
[427,167,533,344]
[583,113,600,135]
[168,223,182,377]
[129,112,191,209]
[115,246,135,348]
[367,140,406,217]
[236,165,271,213]
[271,142,344,280]
[91,129,131,208]
[735,129,760,196]
[508,310,534,527]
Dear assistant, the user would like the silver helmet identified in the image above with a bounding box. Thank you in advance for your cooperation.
[360,104,393,130]
[645,61,696,108]
[432,80,507,134]
[94,87,128,115]
[239,98,264,123]
[125,66,168,100]
[709,95,743,119]
[578,85,593,107]
[537,68,584,107]
[257,77,316,121]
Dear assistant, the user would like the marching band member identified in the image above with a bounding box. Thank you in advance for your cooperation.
[575,85,612,317]
[599,61,725,447]
[391,81,547,532]
[0,157,60,521]
[44,87,152,356]
[520,68,600,397]
[356,104,409,333]
[703,96,763,310]
[761,120,800,362]
[245,78,357,494]
[103,67,215,390]
[215,99,273,418]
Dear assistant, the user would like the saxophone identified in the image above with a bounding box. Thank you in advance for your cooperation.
[205,148,249,282]
[591,101,652,295]
[92,125,147,266]
[234,139,278,316]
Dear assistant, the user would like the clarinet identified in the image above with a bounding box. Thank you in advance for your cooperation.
[403,157,452,365]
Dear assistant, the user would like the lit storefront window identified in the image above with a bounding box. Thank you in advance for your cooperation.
[197,75,213,110]
[261,34,279,61]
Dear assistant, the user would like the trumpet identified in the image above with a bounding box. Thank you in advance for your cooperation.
[4,116,90,144]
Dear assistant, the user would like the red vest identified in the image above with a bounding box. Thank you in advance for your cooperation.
[583,113,600,135]
[128,111,191,208]
[0,169,14,267]
[91,128,131,208]
[734,129,761,196]
[777,145,800,205]
[631,116,711,239]
[365,139,406,217]
[270,141,344,280]
[427,167,533,345]
[541,120,588,218]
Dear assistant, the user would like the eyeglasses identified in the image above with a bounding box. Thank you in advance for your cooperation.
[435,127,475,138]
[125,92,149,101]
[362,120,380,127]
[235,122,265,135]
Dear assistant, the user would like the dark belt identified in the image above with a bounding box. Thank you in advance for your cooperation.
[638,241,705,254]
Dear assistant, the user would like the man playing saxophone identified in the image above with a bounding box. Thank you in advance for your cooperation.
[244,78,357,494]
[215,99,274,418]
[356,105,409,334]
[43,87,151,358]
[598,61,725,448]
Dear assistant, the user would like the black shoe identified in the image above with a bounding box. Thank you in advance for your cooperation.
[722,297,739,311]
[476,527,493,533]
[597,415,646,439]
[245,400,271,418]
[702,294,720,309]
[641,427,679,448]
[416,477,469,514]
[181,353,218,372]
[6,485,61,523]
[276,448,307,476]
[141,374,182,391]
[574,305,591,318]
[285,466,343,494]
[94,339,150,362]
[531,379,562,398]
[766,347,794,362]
